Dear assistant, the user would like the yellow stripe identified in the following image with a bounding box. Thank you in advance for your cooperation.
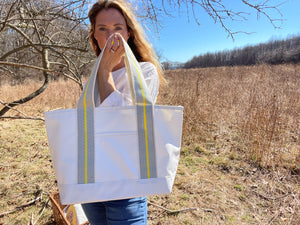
[130,52,151,178]
[83,75,93,184]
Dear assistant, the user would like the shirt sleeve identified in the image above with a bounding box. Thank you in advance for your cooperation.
[98,62,160,107]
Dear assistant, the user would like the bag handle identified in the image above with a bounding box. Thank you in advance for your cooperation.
[77,35,153,109]
[76,35,157,184]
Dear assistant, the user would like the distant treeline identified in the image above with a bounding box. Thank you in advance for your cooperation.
[183,35,300,69]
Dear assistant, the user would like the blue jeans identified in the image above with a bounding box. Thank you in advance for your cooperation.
[81,197,147,225]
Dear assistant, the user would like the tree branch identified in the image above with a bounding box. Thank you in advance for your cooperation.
[0,99,44,121]
[242,0,285,28]
[0,45,31,61]
[148,201,198,214]
[5,23,42,54]
[0,61,81,84]
[0,0,17,32]
[139,0,285,39]
[20,0,42,43]
[0,195,42,217]
[32,198,49,225]
[0,42,88,61]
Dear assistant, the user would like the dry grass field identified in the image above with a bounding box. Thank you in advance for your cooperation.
[0,64,299,224]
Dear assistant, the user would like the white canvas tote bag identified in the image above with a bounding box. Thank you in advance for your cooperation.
[45,36,183,205]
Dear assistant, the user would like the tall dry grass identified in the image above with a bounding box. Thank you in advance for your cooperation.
[0,78,83,116]
[159,64,300,170]
[1,64,299,169]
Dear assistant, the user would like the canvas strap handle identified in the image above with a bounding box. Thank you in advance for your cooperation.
[76,35,157,184]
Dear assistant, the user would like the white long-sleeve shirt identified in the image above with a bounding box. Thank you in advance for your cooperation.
[96,62,159,107]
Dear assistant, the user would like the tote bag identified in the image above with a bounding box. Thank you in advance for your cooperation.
[45,36,183,205]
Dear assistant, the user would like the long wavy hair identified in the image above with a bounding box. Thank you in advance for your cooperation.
[88,0,165,84]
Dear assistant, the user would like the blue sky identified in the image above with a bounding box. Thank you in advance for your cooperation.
[143,0,300,63]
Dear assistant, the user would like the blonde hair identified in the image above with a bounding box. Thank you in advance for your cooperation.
[88,0,165,84]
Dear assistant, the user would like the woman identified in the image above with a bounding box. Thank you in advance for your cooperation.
[81,0,164,224]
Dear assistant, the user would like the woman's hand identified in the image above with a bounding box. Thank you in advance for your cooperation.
[97,33,125,103]
[99,33,125,73]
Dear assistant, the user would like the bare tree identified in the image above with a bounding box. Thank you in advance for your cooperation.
[0,0,93,116]
[140,0,285,38]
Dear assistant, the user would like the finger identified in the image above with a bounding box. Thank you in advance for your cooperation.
[118,35,123,47]
[111,35,116,46]
[105,34,114,49]
[107,35,116,53]
[112,34,120,51]
[115,35,125,53]
[116,33,121,46]
[102,36,112,54]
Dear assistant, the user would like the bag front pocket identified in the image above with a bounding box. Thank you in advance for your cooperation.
[94,131,139,182]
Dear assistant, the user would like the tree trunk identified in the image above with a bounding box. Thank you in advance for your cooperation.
[0,49,50,116]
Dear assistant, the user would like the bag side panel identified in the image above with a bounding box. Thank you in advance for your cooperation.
[45,109,77,184]
[154,106,183,188]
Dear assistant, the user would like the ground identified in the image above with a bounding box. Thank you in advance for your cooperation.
[0,64,299,224]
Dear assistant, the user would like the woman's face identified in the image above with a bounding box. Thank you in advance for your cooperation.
[94,8,130,51]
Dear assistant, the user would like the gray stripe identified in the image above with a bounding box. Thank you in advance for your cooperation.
[85,71,96,182]
[86,107,95,183]
[77,108,85,184]
[145,104,157,178]
[77,105,95,184]
[94,76,99,106]
[77,70,96,184]
[137,104,157,179]
[137,105,147,179]
[76,54,103,184]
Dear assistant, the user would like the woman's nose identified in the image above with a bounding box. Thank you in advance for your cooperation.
[106,30,115,38]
